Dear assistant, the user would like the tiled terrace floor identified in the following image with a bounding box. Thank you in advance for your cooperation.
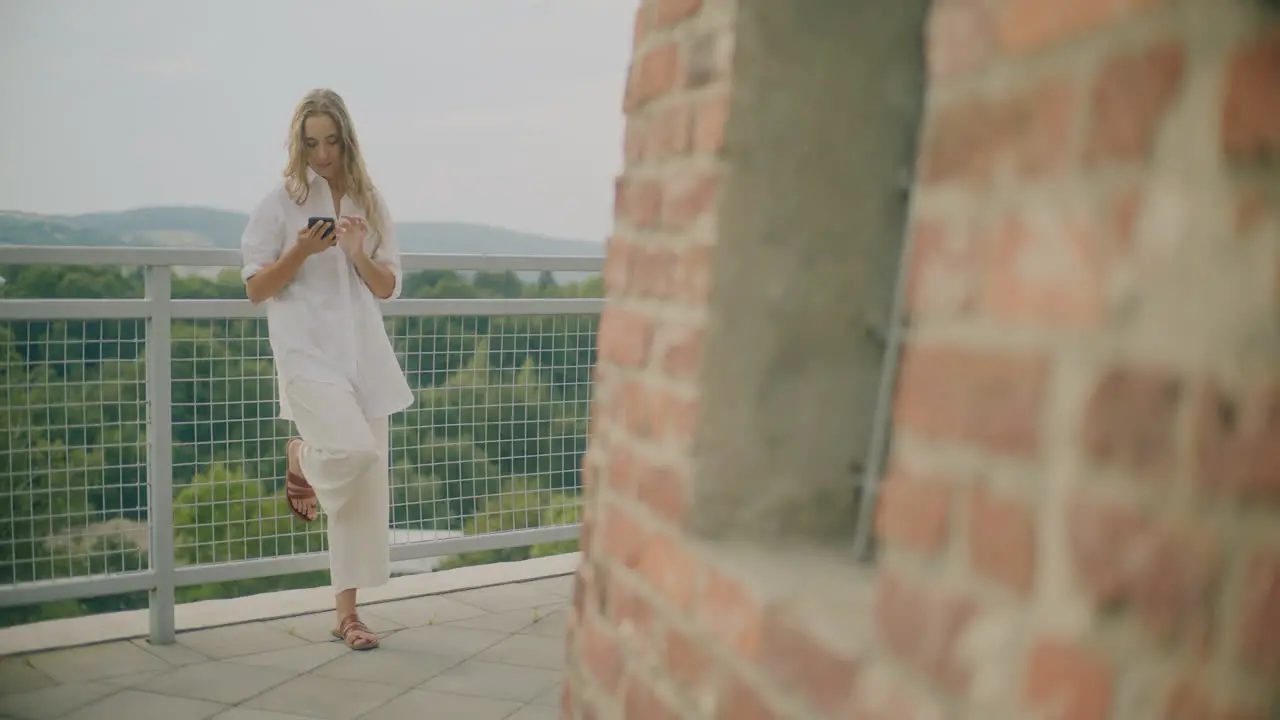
[0,576,572,720]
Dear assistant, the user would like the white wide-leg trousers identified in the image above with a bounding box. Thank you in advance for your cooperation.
[285,378,391,594]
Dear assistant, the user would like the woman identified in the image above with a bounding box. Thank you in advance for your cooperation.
[239,88,413,651]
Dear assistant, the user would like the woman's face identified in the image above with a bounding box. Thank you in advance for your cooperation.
[303,113,343,180]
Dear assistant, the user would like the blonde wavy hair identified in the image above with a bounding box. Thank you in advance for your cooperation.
[283,88,385,254]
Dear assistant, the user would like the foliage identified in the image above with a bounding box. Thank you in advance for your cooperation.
[0,263,598,628]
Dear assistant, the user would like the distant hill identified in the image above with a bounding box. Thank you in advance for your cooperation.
[0,206,606,258]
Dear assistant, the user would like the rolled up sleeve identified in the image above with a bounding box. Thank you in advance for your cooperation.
[241,194,285,284]
[371,192,403,301]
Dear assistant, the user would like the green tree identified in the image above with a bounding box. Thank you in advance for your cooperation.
[174,463,324,566]
[437,476,580,570]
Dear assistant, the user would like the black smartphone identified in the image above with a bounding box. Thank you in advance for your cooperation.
[307,216,336,241]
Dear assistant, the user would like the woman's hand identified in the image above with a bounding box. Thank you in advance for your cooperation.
[336,216,369,260]
[295,221,335,256]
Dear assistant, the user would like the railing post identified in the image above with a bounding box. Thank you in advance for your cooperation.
[144,266,176,645]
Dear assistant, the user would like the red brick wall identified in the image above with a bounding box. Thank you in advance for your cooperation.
[566,1,1280,718]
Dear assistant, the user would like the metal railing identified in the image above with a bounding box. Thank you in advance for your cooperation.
[0,245,603,644]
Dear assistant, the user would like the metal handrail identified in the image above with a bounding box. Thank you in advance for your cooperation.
[0,246,602,643]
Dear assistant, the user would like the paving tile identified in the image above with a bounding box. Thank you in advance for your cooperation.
[376,625,509,659]
[420,660,560,704]
[242,674,402,720]
[363,595,488,627]
[444,608,543,634]
[136,660,297,705]
[521,610,567,638]
[0,681,116,720]
[132,638,210,666]
[98,670,167,688]
[518,576,574,598]
[231,643,348,674]
[361,690,520,720]
[178,623,310,660]
[212,710,312,720]
[446,584,564,614]
[508,704,561,720]
[310,648,457,688]
[474,634,565,670]
[269,613,400,645]
[59,689,226,720]
[25,641,171,683]
[531,683,562,707]
[0,657,56,696]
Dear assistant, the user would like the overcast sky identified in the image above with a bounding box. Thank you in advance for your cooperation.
[0,0,633,241]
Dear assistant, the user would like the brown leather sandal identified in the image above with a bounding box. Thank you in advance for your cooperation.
[332,614,379,651]
[285,438,316,523]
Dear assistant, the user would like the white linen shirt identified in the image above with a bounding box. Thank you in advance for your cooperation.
[240,169,414,421]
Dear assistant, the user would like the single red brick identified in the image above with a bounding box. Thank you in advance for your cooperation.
[874,470,953,557]
[1237,550,1280,673]
[676,244,715,304]
[927,0,998,82]
[615,176,663,229]
[648,101,692,161]
[894,343,1050,457]
[637,530,700,611]
[1163,677,1274,720]
[602,235,632,296]
[1087,39,1185,164]
[624,118,648,166]
[1023,637,1114,720]
[1222,28,1280,164]
[597,305,655,369]
[605,443,638,497]
[999,0,1164,54]
[1067,496,1219,643]
[581,612,625,693]
[967,485,1037,595]
[608,575,658,641]
[649,386,701,451]
[982,205,1107,328]
[635,460,690,525]
[661,166,721,230]
[619,378,654,438]
[905,216,984,320]
[693,90,730,154]
[632,42,681,108]
[600,501,651,571]
[659,323,704,383]
[623,675,682,720]
[627,246,681,300]
[664,627,714,699]
[698,567,764,657]
[655,0,702,29]
[1082,366,1184,477]
[633,2,649,49]
[875,571,978,693]
[714,675,783,720]
[758,610,860,716]
[921,78,1076,184]
[561,677,575,716]
[1195,384,1280,503]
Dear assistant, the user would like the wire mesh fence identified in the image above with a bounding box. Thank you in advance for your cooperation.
[165,313,595,571]
[0,266,600,634]
[1,318,150,589]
